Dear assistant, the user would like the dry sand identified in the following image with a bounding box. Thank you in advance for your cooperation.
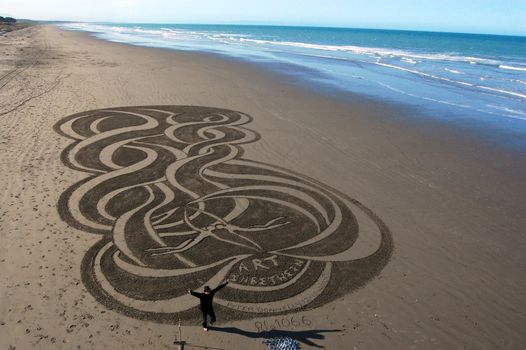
[1,25,525,349]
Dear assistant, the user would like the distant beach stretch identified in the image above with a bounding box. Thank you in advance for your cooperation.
[61,23,526,141]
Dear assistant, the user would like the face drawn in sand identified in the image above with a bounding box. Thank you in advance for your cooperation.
[55,106,393,322]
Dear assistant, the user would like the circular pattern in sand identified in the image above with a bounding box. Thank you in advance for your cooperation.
[54,105,393,322]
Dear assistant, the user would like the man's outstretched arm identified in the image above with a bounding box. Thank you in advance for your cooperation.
[187,289,200,297]
[211,280,229,294]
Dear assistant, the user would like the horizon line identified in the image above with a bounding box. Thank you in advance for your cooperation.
[35,19,526,38]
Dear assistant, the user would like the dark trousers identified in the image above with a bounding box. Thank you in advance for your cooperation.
[201,307,216,328]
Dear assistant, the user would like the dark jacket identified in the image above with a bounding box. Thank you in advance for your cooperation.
[190,282,228,311]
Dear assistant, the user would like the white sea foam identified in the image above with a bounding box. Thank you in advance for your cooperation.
[235,38,504,66]
[401,57,418,64]
[500,65,526,72]
[445,68,463,74]
[59,22,526,107]
[487,105,526,117]
[375,62,526,100]
[62,23,507,69]
[378,82,472,109]
[379,82,526,121]
[476,85,526,99]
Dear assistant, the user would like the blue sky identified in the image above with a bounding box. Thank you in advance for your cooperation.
[2,0,525,35]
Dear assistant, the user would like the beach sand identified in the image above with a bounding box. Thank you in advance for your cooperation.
[1,25,525,349]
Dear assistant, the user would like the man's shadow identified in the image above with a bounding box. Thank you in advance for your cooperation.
[206,326,342,348]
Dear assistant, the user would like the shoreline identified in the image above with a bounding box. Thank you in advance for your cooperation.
[1,24,525,349]
[61,23,526,152]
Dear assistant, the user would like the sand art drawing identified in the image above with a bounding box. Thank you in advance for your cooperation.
[55,106,393,322]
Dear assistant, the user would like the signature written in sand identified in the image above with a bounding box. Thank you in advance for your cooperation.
[255,315,312,332]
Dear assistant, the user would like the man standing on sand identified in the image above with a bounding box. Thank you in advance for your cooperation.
[187,280,229,331]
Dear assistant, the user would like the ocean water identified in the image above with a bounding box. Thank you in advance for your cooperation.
[60,22,526,144]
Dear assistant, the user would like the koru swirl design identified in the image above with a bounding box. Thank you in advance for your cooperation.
[55,106,393,323]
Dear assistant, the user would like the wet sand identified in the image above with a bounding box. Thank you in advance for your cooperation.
[1,25,525,349]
